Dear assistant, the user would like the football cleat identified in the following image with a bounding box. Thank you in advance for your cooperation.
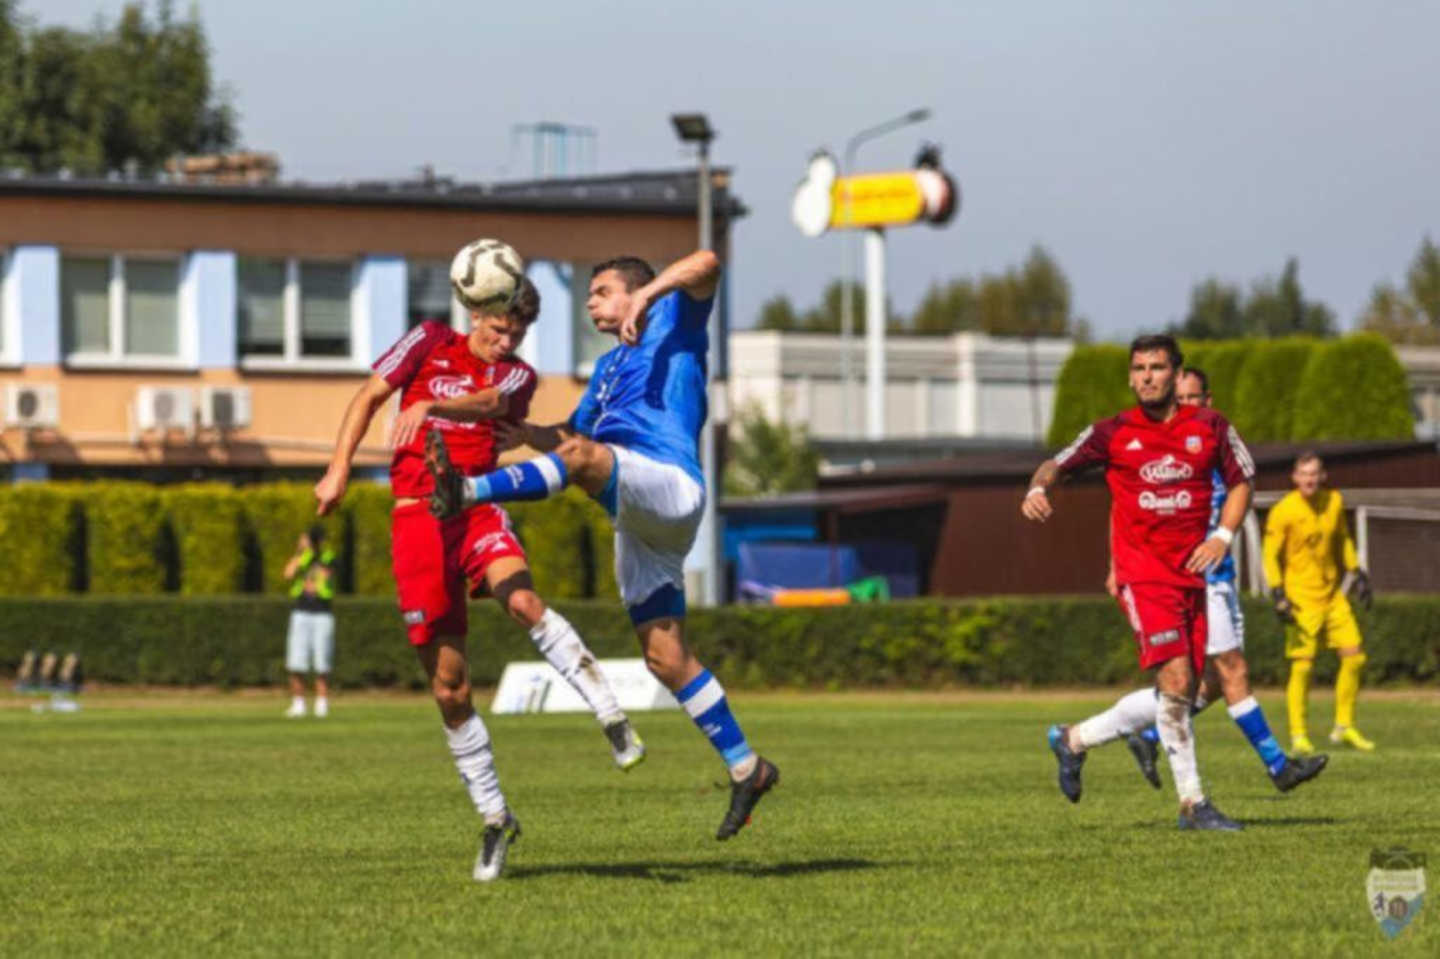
[1330,726,1376,751]
[1178,799,1243,832]
[1124,731,1162,790]
[1291,734,1316,755]
[1270,753,1328,793]
[716,757,779,840]
[1047,724,1086,803]
[603,718,646,771]
[284,701,306,718]
[425,429,468,520]
[473,811,521,882]
[313,699,329,719]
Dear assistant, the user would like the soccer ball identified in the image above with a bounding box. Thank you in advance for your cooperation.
[449,238,525,313]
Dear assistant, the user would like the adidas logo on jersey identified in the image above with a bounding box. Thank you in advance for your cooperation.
[433,359,450,368]
[1126,438,1143,451]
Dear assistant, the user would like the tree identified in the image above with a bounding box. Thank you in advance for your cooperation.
[1362,236,1440,345]
[1291,335,1414,441]
[723,403,820,497]
[909,278,979,335]
[0,0,236,175]
[1176,259,1334,339]
[757,294,802,332]
[1176,279,1245,340]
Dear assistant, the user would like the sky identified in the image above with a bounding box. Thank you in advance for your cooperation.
[36,0,1440,340]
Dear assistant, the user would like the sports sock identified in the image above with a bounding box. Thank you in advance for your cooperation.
[1155,692,1203,805]
[465,453,567,505]
[1286,659,1313,739]
[1070,688,1156,750]
[1226,695,1287,776]
[289,695,304,712]
[674,668,756,781]
[529,609,623,726]
[1334,653,1366,729]
[445,714,506,821]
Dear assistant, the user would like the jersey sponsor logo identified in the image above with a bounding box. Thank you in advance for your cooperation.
[1186,435,1202,453]
[1139,454,1194,484]
[1147,628,1180,647]
[1139,489,1193,513]
[402,609,426,625]
[1125,438,1143,451]
[428,374,476,399]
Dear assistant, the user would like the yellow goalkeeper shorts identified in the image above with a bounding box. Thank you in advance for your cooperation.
[1284,594,1363,659]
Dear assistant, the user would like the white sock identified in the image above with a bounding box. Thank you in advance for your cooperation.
[290,695,305,711]
[444,715,506,821]
[530,609,624,726]
[1071,688,1158,750]
[1155,692,1204,805]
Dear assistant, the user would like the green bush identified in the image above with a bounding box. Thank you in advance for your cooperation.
[87,482,168,594]
[0,484,84,595]
[1182,339,1251,410]
[240,484,341,594]
[163,484,245,594]
[1292,334,1415,441]
[3,594,1434,689]
[342,480,394,596]
[508,487,609,598]
[1046,345,1131,448]
[1230,338,1318,442]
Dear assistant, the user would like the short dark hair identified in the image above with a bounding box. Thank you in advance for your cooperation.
[1180,365,1209,393]
[1294,451,1324,470]
[509,277,540,326]
[308,524,326,546]
[592,256,656,292]
[1129,333,1183,370]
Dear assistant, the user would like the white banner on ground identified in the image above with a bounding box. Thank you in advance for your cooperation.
[491,658,680,715]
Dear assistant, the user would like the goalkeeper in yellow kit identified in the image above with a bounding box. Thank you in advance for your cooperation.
[1263,453,1375,753]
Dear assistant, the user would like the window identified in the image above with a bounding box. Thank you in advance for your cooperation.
[62,254,181,363]
[407,260,453,329]
[237,258,356,364]
[0,248,9,361]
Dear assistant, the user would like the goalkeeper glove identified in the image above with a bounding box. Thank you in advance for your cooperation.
[1348,568,1373,611]
[1271,587,1296,624]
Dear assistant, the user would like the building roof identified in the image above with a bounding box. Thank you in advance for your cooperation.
[0,167,747,219]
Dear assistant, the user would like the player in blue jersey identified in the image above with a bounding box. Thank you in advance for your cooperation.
[426,250,779,840]
[1048,367,1328,800]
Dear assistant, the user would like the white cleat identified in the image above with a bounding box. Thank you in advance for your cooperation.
[313,699,329,718]
[473,812,521,882]
[604,718,646,771]
[284,701,307,719]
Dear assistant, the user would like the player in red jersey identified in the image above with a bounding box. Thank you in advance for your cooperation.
[1021,333,1256,831]
[313,277,642,882]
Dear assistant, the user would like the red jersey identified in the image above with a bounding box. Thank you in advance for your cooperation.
[372,321,537,498]
[1054,405,1254,588]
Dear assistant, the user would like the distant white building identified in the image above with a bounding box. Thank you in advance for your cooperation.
[728,330,1074,443]
[1397,346,1440,439]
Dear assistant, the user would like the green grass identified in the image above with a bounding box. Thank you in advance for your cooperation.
[3,689,1437,957]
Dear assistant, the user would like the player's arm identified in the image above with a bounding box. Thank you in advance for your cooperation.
[315,375,395,515]
[1022,422,1110,523]
[1336,494,1373,608]
[1262,501,1297,621]
[619,249,722,346]
[1185,479,1252,573]
[1020,458,1063,522]
[390,387,509,450]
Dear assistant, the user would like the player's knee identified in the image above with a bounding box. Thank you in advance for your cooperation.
[1340,649,1366,665]
[431,667,470,713]
[504,589,545,628]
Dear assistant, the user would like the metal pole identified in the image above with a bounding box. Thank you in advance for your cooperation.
[864,227,886,440]
[696,140,722,606]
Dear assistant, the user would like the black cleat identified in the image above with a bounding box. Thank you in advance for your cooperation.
[1124,731,1162,790]
[425,428,466,520]
[1178,799,1243,832]
[716,757,779,840]
[473,811,521,882]
[1047,724,1086,803]
[1270,752,1328,793]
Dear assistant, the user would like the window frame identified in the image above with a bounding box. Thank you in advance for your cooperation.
[238,256,365,372]
[61,251,189,370]
[0,248,15,367]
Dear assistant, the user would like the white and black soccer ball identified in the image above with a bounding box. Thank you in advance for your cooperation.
[449,238,525,313]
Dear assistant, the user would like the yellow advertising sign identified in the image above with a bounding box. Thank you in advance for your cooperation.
[830,173,926,229]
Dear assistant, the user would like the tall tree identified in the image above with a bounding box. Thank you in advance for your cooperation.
[1361,236,1440,345]
[1176,278,1245,339]
[1175,259,1335,339]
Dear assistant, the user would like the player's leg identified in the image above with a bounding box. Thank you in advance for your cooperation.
[1327,599,1374,750]
[284,610,308,717]
[312,611,334,718]
[1283,611,1320,754]
[1054,688,1163,793]
[426,428,614,515]
[482,553,644,769]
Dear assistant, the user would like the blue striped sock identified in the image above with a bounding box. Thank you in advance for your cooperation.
[674,669,754,772]
[1228,695,1288,776]
[466,452,567,504]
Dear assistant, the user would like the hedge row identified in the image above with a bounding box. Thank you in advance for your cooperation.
[2,594,1435,689]
[1047,334,1415,447]
[0,482,615,601]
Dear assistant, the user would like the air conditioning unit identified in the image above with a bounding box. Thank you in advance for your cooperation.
[4,383,60,429]
[200,386,252,430]
[135,386,195,431]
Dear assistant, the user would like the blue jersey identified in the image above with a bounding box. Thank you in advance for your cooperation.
[1207,468,1236,584]
[569,290,712,485]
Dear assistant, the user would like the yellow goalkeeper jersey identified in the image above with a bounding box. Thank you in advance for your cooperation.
[1262,488,1359,605]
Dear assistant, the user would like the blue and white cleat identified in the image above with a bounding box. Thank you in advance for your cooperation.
[1047,724,1086,803]
[1124,730,1162,790]
[1177,799,1243,832]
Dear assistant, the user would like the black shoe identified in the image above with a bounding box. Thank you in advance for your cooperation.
[716,757,779,840]
[1047,724,1086,803]
[1270,753,1328,793]
[425,428,466,520]
[1124,731,1162,790]
[1178,799,1243,832]
[473,811,521,882]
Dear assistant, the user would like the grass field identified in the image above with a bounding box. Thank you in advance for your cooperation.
[3,687,1437,957]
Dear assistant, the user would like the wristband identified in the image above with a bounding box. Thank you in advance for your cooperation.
[1212,526,1234,545]
[1026,486,1046,499]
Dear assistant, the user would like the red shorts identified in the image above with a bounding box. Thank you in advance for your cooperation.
[391,501,526,646]
[1116,582,1207,674]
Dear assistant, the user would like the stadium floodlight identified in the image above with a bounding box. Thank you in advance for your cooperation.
[670,113,715,145]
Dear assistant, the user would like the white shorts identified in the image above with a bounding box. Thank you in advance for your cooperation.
[1205,579,1244,656]
[286,610,335,674]
[606,445,705,615]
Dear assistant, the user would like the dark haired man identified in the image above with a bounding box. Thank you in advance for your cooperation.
[283,524,337,717]
[426,250,780,842]
[315,273,642,883]
[1022,334,1256,830]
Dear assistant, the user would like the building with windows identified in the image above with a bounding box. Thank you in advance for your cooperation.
[0,170,741,480]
